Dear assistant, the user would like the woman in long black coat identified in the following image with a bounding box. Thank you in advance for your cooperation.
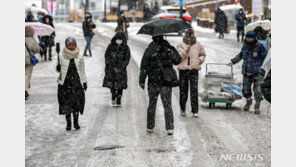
[41,15,55,60]
[102,32,131,106]
[56,37,87,131]
[215,8,228,39]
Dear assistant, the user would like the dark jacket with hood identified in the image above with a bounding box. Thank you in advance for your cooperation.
[139,38,182,88]
[231,39,267,76]
[41,15,55,46]
[82,13,96,36]
[102,32,131,90]
[215,8,228,32]
[235,11,246,27]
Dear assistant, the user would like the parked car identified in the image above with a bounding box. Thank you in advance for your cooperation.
[152,6,192,25]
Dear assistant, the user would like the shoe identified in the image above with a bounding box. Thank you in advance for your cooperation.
[244,99,253,111]
[180,110,186,116]
[112,100,116,105]
[167,129,174,135]
[83,48,88,56]
[254,103,260,114]
[89,50,92,57]
[147,128,153,133]
[193,113,198,118]
[237,38,240,42]
[49,56,52,61]
[116,98,121,106]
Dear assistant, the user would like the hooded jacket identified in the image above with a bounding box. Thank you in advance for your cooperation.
[25,26,40,65]
[235,11,246,27]
[102,32,131,90]
[231,40,267,76]
[177,31,206,70]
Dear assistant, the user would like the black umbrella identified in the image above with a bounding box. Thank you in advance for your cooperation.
[137,18,192,36]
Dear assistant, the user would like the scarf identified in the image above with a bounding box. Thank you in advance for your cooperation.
[183,36,197,45]
[62,46,80,59]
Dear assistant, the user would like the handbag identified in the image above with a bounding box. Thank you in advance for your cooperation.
[25,43,39,65]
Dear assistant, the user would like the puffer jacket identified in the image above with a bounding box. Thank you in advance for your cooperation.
[25,26,40,65]
[231,41,267,76]
[139,40,182,87]
[177,40,206,70]
[57,46,87,86]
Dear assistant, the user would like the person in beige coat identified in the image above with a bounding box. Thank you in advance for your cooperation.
[25,26,40,100]
[176,29,206,117]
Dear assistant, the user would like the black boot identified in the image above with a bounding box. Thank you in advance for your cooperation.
[73,112,80,130]
[116,96,122,106]
[66,114,71,131]
[83,48,88,56]
[89,50,92,57]
[25,91,29,100]
[49,47,52,61]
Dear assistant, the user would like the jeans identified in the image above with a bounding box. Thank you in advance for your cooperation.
[147,86,174,130]
[84,35,93,52]
[179,70,199,113]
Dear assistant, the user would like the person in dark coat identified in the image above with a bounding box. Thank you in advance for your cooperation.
[41,15,55,61]
[228,31,267,114]
[139,35,182,135]
[143,4,151,22]
[215,8,228,39]
[235,8,246,42]
[102,32,130,106]
[261,70,271,103]
[82,12,96,57]
[56,37,87,131]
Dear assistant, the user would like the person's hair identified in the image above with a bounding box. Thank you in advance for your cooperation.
[254,26,267,40]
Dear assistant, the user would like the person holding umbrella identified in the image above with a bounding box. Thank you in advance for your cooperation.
[56,37,87,131]
[102,32,131,106]
[177,29,206,117]
[82,12,96,57]
[41,15,55,61]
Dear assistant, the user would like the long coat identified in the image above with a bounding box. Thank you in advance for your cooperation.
[231,41,267,76]
[139,40,182,88]
[215,9,228,32]
[102,32,131,90]
[41,15,55,47]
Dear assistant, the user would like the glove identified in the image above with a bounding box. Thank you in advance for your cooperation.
[227,61,233,66]
[83,83,87,91]
[139,83,145,90]
[56,64,61,72]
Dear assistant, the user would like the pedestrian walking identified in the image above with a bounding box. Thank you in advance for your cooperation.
[82,12,96,57]
[228,31,267,114]
[215,8,228,39]
[56,37,87,131]
[25,26,40,100]
[254,26,271,52]
[235,8,246,42]
[41,15,55,61]
[176,29,206,117]
[143,4,151,22]
[102,32,131,106]
[115,13,129,40]
[139,35,182,135]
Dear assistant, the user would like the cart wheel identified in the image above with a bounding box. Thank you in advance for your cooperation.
[209,102,213,108]
[213,102,216,108]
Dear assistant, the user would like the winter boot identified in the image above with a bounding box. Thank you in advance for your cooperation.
[180,110,186,116]
[73,112,80,130]
[44,54,47,61]
[116,97,121,106]
[83,48,88,56]
[89,50,92,57]
[25,91,29,100]
[254,102,260,114]
[244,99,253,111]
[66,114,71,131]
[167,129,174,135]
[49,48,52,61]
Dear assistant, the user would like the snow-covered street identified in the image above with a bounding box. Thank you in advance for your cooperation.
[25,22,271,167]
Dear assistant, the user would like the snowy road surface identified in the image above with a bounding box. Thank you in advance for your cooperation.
[25,22,270,167]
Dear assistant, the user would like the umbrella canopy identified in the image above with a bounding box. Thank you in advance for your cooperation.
[245,20,271,34]
[137,18,192,36]
[261,48,271,73]
[25,22,54,36]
